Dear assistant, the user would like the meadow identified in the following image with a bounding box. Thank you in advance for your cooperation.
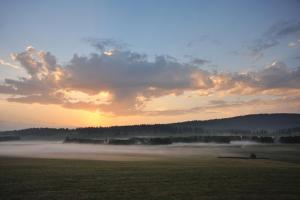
[0,142,300,200]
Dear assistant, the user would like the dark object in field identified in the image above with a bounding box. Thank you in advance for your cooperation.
[250,153,256,159]
[218,153,268,160]
[217,157,268,160]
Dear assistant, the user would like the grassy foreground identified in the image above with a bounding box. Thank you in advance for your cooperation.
[0,156,300,200]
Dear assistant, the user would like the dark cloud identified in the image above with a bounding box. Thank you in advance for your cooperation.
[190,58,210,66]
[264,21,300,38]
[251,39,278,53]
[249,20,300,59]
[84,38,127,52]
[184,55,211,66]
[187,35,209,47]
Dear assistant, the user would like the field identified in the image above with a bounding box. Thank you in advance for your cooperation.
[0,143,300,200]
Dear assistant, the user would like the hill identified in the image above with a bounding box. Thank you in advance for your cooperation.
[174,113,300,130]
[0,113,299,140]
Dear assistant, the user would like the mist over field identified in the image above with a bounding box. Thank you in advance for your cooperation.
[0,141,233,161]
[1,141,299,163]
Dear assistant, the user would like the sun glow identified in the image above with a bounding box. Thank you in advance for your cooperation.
[58,90,112,104]
[103,50,114,56]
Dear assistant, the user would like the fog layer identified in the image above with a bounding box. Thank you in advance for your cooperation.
[0,141,299,162]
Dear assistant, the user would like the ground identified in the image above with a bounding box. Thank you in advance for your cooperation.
[0,156,300,200]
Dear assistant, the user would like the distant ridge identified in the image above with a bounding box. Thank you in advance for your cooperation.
[1,113,299,132]
[173,113,300,130]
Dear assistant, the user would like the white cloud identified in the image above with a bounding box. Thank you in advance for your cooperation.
[0,59,20,69]
[288,39,300,48]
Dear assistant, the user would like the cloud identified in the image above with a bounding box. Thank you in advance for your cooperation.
[141,95,300,116]
[184,55,211,67]
[0,59,20,69]
[62,51,214,114]
[190,58,210,66]
[209,60,300,96]
[84,38,127,52]
[0,45,299,116]
[0,46,213,115]
[250,39,278,54]
[288,42,297,48]
[249,20,300,59]
[264,21,300,38]
[186,35,208,47]
[288,38,300,48]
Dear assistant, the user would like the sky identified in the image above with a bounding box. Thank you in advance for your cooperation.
[0,0,300,130]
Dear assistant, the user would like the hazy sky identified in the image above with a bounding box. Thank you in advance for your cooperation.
[0,0,300,130]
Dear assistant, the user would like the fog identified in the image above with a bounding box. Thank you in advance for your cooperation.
[0,141,299,162]
[0,141,232,161]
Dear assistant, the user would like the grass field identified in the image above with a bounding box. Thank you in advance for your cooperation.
[1,156,300,200]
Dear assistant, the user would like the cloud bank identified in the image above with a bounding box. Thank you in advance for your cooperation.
[0,42,299,116]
